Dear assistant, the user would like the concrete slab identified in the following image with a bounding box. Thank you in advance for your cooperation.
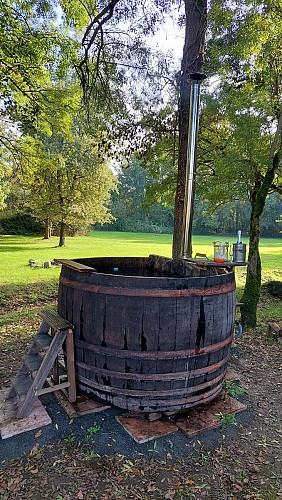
[116,413,178,444]
[208,393,247,415]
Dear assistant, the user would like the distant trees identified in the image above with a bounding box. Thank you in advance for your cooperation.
[100,162,174,233]
[96,162,281,238]
[15,131,117,246]
[0,0,120,245]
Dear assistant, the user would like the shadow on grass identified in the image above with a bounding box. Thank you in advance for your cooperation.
[0,245,60,253]
[0,281,58,317]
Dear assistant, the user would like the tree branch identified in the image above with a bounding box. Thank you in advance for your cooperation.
[82,0,121,51]
[270,111,282,160]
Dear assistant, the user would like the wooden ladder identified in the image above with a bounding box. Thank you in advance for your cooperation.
[6,309,76,420]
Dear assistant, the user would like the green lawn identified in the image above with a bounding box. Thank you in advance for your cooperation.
[0,231,281,286]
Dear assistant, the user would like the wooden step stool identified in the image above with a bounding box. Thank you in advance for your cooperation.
[5,309,76,420]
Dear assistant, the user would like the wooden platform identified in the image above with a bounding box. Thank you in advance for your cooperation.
[115,392,247,442]
[52,386,111,418]
[185,258,247,268]
[0,368,245,441]
[0,389,51,440]
[174,394,247,438]
[116,414,178,444]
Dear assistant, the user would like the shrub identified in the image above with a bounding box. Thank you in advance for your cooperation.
[263,281,282,299]
[0,213,44,235]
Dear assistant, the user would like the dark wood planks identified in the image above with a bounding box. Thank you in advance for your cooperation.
[58,256,236,412]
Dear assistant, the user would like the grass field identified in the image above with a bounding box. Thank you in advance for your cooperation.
[1,231,281,286]
[0,231,281,324]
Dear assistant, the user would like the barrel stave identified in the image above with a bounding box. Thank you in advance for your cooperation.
[57,257,236,412]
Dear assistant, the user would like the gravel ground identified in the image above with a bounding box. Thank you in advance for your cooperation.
[0,288,281,499]
[0,346,258,464]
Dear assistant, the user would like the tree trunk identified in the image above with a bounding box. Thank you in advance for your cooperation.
[44,218,51,239]
[172,0,207,258]
[241,200,262,327]
[59,220,66,247]
[241,158,278,327]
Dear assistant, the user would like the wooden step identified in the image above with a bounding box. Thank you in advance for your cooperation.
[38,310,73,331]
[23,353,44,373]
[6,311,76,420]
[32,332,53,351]
[11,374,33,397]
[16,329,68,419]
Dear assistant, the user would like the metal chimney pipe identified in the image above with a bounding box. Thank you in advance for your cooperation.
[181,73,206,259]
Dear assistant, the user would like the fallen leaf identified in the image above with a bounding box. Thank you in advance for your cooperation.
[29,443,40,457]
[147,483,157,492]
[164,490,176,499]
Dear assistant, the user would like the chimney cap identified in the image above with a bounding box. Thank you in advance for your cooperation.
[189,73,207,82]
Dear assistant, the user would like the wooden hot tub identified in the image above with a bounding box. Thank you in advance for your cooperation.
[56,255,236,413]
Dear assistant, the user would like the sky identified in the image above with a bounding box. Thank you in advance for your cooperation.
[149,12,184,65]
[151,16,184,62]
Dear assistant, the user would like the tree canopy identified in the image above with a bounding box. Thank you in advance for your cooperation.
[0,0,281,324]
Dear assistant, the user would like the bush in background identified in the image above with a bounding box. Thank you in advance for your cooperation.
[0,213,44,235]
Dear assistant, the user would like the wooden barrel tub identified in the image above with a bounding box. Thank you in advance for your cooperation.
[57,255,236,413]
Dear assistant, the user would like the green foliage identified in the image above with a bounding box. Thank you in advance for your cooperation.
[99,162,174,234]
[15,130,117,243]
[0,0,80,133]
[217,413,237,430]
[98,161,280,236]
[262,281,282,299]
[204,0,282,196]
[0,0,84,216]
[0,0,180,218]
[85,424,101,437]
[198,0,282,327]
[60,0,95,31]
[63,433,77,447]
[0,213,44,235]
[224,381,246,399]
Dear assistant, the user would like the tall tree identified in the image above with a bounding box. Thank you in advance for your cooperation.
[0,0,79,134]
[0,0,83,214]
[74,0,209,257]
[18,131,117,246]
[172,0,207,258]
[203,0,282,326]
